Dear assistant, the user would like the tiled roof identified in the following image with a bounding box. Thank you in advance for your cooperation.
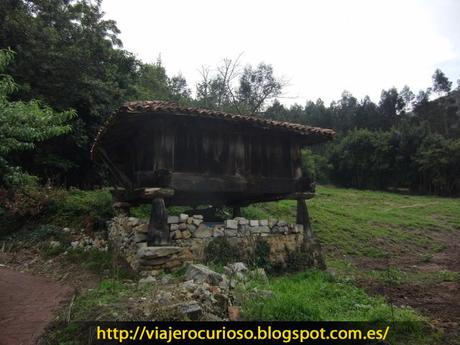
[91,100,335,156]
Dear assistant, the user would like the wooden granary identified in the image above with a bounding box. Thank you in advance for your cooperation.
[91,101,335,245]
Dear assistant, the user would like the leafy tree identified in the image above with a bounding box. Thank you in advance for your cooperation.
[378,87,405,128]
[196,58,284,114]
[169,73,191,101]
[331,91,359,132]
[134,60,173,101]
[415,134,460,195]
[0,0,139,186]
[399,85,415,113]
[134,59,191,103]
[0,50,75,187]
[432,68,452,96]
[237,63,283,113]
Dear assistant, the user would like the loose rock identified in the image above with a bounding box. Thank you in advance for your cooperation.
[185,264,223,285]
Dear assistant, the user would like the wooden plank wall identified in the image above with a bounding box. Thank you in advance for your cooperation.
[103,115,303,187]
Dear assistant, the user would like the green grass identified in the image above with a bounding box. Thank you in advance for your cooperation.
[70,279,134,320]
[244,186,460,258]
[240,270,421,321]
[328,259,460,285]
[239,270,440,345]
[45,279,142,345]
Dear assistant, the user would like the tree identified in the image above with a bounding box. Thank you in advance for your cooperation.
[399,85,415,113]
[0,50,75,187]
[134,59,191,103]
[378,87,405,128]
[134,59,172,101]
[169,73,191,101]
[0,0,140,186]
[196,57,284,114]
[432,69,452,96]
[331,91,359,132]
[237,63,283,113]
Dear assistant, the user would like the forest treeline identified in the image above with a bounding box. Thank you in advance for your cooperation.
[1,0,459,196]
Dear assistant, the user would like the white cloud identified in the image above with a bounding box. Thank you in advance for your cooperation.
[102,0,459,105]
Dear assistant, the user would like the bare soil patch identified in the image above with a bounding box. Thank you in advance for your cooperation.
[352,228,460,343]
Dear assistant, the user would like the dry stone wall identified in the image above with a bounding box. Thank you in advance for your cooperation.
[108,214,323,275]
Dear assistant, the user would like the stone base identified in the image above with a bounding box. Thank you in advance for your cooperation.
[108,214,324,274]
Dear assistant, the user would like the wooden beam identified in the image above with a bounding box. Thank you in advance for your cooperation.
[111,188,174,203]
[168,172,247,193]
[148,198,170,246]
[97,148,133,189]
[166,172,311,194]
[287,192,315,200]
[144,188,175,198]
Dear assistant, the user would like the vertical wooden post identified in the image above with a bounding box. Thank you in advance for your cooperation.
[296,198,314,240]
[147,197,170,246]
[232,206,241,218]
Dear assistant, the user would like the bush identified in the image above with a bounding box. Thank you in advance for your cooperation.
[253,238,271,268]
[301,149,332,183]
[204,237,241,265]
[44,188,113,229]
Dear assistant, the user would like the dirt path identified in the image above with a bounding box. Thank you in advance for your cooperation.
[0,267,73,345]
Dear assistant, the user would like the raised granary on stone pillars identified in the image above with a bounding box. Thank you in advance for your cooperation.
[91,101,335,272]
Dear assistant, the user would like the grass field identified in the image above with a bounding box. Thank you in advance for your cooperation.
[240,186,460,344]
[244,186,460,259]
[3,185,458,344]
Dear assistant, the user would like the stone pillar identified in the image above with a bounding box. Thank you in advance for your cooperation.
[148,198,170,246]
[296,198,314,240]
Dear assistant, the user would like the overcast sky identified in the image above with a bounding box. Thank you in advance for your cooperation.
[101,0,460,106]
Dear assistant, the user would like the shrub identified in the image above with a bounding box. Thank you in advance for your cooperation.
[204,237,241,265]
[253,238,270,268]
[45,188,113,229]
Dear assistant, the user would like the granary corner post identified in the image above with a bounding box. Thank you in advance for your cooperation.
[296,198,314,240]
[296,197,326,269]
[148,197,170,246]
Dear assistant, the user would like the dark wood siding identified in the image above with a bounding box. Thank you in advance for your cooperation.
[98,113,304,190]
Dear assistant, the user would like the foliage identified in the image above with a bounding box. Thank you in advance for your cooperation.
[195,57,284,114]
[327,128,460,194]
[263,71,460,195]
[283,245,315,273]
[2,223,69,245]
[0,185,62,236]
[0,0,141,186]
[65,248,114,275]
[432,69,452,95]
[44,188,113,228]
[301,148,331,183]
[0,187,112,238]
[204,236,241,265]
[0,49,75,187]
[237,63,283,113]
[253,238,271,268]
[134,59,191,103]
